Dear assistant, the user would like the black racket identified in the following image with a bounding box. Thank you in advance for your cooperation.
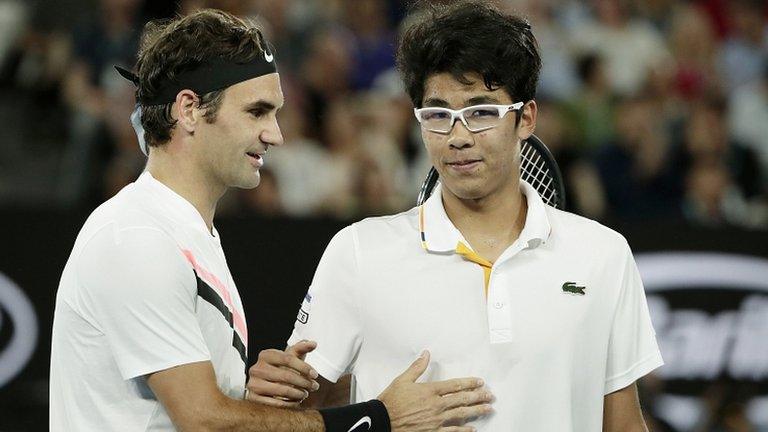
[416,134,566,209]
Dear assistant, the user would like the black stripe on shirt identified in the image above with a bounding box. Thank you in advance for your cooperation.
[196,275,248,366]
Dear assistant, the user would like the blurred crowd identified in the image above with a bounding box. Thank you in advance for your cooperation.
[0,0,767,229]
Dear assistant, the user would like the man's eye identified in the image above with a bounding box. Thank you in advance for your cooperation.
[468,109,497,118]
[423,111,449,120]
[250,109,267,117]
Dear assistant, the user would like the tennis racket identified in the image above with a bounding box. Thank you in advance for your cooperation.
[416,134,566,209]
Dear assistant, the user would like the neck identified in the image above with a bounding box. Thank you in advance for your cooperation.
[145,147,225,233]
[442,180,527,261]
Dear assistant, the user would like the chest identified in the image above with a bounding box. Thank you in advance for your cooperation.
[178,235,247,348]
[358,248,617,367]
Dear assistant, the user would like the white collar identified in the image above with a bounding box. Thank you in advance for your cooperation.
[418,180,551,253]
[136,171,219,238]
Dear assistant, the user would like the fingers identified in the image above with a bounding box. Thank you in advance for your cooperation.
[255,349,319,382]
[249,362,319,393]
[394,350,430,383]
[440,389,493,410]
[285,340,317,360]
[442,404,493,425]
[246,393,302,409]
[247,377,309,401]
[429,377,485,396]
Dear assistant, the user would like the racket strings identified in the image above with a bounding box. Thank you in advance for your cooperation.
[520,141,558,207]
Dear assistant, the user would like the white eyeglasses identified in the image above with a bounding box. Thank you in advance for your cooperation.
[414,102,524,134]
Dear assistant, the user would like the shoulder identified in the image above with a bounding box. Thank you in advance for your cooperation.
[349,207,419,245]
[78,183,179,247]
[73,186,189,272]
[318,207,419,263]
[545,206,630,255]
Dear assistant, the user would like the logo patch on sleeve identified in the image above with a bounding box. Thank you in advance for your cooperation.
[297,293,312,324]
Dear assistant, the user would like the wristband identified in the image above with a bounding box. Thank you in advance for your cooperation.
[319,399,391,432]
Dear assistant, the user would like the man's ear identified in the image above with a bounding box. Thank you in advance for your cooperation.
[517,100,537,141]
[174,90,199,134]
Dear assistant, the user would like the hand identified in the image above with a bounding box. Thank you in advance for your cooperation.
[246,340,320,408]
[378,351,493,432]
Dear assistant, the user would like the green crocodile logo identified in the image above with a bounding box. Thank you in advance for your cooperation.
[562,282,586,295]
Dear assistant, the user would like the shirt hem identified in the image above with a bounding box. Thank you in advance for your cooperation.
[604,350,664,395]
[121,355,212,381]
[286,336,347,383]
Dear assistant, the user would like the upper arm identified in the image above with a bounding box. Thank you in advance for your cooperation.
[603,382,648,432]
[289,226,363,382]
[77,225,210,380]
[604,240,663,394]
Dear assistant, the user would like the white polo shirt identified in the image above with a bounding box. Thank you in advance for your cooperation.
[289,181,663,431]
[50,172,248,431]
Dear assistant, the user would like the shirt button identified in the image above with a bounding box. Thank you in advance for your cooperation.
[494,302,504,309]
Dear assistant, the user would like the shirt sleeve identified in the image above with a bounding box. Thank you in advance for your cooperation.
[604,240,664,394]
[288,225,362,383]
[76,223,211,380]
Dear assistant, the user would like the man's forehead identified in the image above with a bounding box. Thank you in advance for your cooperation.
[230,73,284,105]
[423,72,510,106]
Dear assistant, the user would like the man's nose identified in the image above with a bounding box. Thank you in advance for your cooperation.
[447,118,474,149]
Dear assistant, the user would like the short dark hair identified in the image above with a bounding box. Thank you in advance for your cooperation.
[135,9,269,147]
[396,1,541,108]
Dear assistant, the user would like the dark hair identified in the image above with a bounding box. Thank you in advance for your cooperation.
[396,0,541,108]
[135,9,269,147]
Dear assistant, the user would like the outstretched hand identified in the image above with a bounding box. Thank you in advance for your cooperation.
[378,351,493,432]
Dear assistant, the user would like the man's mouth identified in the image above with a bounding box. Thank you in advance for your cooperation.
[246,151,264,168]
[446,159,482,171]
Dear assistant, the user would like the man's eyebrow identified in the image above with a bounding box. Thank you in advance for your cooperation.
[422,98,450,108]
[466,95,501,105]
[243,100,277,112]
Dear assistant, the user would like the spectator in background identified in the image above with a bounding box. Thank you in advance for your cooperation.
[536,100,607,220]
[0,0,28,72]
[668,3,721,101]
[677,97,762,200]
[682,159,755,227]
[59,0,142,205]
[562,52,615,151]
[354,91,409,211]
[572,0,672,96]
[595,96,681,221]
[267,101,333,217]
[318,97,361,217]
[674,97,767,227]
[343,0,395,90]
[718,0,768,93]
[523,0,579,101]
[729,64,768,186]
[300,27,353,143]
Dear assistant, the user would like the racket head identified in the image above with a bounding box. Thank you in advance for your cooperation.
[416,134,566,209]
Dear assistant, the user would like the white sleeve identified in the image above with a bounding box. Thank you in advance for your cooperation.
[604,240,664,394]
[288,226,362,383]
[76,224,211,380]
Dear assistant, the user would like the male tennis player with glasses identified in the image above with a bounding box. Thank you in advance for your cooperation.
[49,9,493,432]
[248,1,663,431]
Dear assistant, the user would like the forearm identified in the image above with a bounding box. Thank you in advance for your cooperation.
[183,393,324,432]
